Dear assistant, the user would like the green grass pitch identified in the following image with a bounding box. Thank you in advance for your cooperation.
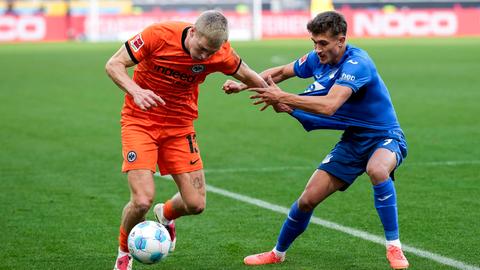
[1,38,479,269]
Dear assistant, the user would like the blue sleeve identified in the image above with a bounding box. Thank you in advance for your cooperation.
[293,51,318,79]
[335,58,372,93]
[290,109,348,131]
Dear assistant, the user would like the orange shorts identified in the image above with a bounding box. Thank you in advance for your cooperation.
[121,114,203,175]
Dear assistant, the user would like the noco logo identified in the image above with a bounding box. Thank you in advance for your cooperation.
[353,11,458,36]
[154,65,197,82]
[0,16,46,41]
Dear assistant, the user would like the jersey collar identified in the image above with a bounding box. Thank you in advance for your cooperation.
[181,26,192,55]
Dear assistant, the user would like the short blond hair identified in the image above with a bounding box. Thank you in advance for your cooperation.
[195,10,229,48]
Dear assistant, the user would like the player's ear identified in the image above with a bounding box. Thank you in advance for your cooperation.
[337,36,346,48]
[189,26,197,38]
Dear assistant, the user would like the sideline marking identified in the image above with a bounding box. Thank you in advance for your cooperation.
[189,160,480,175]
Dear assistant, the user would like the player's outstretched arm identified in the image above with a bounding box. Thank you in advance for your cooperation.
[248,76,291,111]
[222,62,295,94]
[105,45,165,111]
[259,62,296,84]
[250,78,352,116]
[223,61,267,94]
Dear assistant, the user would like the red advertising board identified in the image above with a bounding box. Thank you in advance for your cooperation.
[340,6,480,38]
[0,15,84,42]
[1,7,479,42]
[261,7,480,38]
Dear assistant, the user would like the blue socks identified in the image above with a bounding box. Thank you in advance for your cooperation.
[373,178,399,241]
[275,201,313,252]
[274,180,399,253]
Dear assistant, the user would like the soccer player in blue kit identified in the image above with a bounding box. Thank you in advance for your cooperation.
[223,11,409,269]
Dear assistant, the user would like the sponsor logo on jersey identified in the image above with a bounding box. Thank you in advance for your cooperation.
[191,64,205,73]
[347,60,359,65]
[298,54,308,66]
[340,73,356,81]
[127,151,137,162]
[130,34,144,52]
[154,65,197,82]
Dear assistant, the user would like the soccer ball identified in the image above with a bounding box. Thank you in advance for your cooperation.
[128,221,171,264]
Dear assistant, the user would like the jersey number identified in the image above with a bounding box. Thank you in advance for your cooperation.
[186,134,198,153]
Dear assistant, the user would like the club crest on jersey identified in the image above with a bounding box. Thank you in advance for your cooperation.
[191,64,205,73]
[298,54,308,66]
[130,34,144,52]
[305,81,326,93]
[127,151,137,162]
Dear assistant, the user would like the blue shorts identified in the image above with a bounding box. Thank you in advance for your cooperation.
[318,127,407,191]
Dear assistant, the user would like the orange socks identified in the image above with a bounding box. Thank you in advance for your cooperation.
[118,200,181,252]
[118,226,129,253]
[163,200,182,221]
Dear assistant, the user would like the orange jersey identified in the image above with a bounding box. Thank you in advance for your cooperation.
[123,21,242,124]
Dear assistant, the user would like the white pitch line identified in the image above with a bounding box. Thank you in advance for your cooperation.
[155,174,480,270]
[196,159,480,175]
[409,160,480,166]
[206,185,480,270]
[204,165,312,174]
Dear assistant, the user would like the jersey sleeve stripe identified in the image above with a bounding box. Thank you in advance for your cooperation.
[124,41,139,64]
[226,59,242,76]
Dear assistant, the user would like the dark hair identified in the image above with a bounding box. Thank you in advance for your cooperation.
[307,11,347,36]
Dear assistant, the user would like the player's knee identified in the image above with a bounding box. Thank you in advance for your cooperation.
[298,196,316,212]
[186,204,205,215]
[366,166,390,182]
[185,199,205,215]
[132,197,153,214]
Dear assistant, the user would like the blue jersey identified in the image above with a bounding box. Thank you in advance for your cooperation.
[291,44,400,131]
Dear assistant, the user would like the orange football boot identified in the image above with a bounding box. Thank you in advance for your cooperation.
[244,251,285,265]
[387,245,409,269]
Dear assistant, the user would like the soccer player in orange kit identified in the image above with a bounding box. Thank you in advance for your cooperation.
[105,10,268,270]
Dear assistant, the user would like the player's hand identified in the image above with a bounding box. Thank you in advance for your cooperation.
[248,76,285,111]
[273,103,293,114]
[132,88,165,111]
[222,79,244,94]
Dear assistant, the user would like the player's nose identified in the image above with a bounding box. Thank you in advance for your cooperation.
[195,52,206,60]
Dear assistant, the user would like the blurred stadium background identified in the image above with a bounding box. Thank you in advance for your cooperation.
[1,0,480,42]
